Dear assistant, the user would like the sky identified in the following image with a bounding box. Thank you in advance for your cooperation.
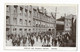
[41,4,77,19]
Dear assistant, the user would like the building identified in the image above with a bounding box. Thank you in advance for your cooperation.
[72,19,76,44]
[64,14,75,34]
[56,21,64,33]
[56,16,65,34]
[56,14,76,34]
[6,5,56,36]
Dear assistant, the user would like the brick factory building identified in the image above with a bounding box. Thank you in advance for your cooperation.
[6,5,56,36]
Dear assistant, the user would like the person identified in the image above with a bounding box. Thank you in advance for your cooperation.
[31,37,35,46]
[59,36,62,46]
[28,35,31,46]
[54,38,57,46]
[6,35,12,46]
[23,35,27,46]
[39,35,42,42]
[47,35,50,43]
[17,35,21,46]
[52,38,55,46]
[12,35,17,46]
[36,35,38,41]
[57,37,60,47]
[44,35,46,44]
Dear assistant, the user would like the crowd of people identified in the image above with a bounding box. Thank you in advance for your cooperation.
[6,31,72,47]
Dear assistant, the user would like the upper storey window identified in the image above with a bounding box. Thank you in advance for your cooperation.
[6,5,10,13]
[14,5,18,14]
[20,7,23,16]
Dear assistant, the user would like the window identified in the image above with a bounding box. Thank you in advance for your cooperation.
[19,28,23,35]
[36,24,38,27]
[25,20,27,25]
[6,28,10,35]
[13,18,17,24]
[6,16,10,24]
[6,5,10,12]
[29,29,31,31]
[25,9,28,17]
[6,5,9,7]
[20,7,23,16]
[13,28,17,35]
[33,9,37,17]
[29,11,32,18]
[13,28,16,31]
[6,28,9,31]
[15,28,16,30]
[14,5,18,13]
[20,19,23,25]
[29,20,31,25]
[29,20,31,23]
[20,28,22,31]
[24,29,27,32]
[24,29,27,35]
[24,29,27,31]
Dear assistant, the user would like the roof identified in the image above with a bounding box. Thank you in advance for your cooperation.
[57,16,65,21]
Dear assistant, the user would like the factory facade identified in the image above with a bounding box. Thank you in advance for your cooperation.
[6,5,56,36]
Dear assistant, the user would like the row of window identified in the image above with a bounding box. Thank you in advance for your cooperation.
[6,28,48,35]
[6,5,55,22]
[6,16,31,25]
[13,28,31,31]
[6,28,48,31]
[33,9,54,23]
[6,5,32,18]
[6,28,31,32]
[33,24,54,28]
[6,16,54,27]
[33,19,54,27]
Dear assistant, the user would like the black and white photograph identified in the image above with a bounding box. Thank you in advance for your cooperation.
[5,4,77,50]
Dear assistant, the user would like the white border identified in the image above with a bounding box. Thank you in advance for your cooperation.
[0,0,80,52]
[4,3,77,51]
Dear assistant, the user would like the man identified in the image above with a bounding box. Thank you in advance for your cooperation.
[6,34,12,46]
[40,35,42,43]
[23,35,27,46]
[31,37,35,46]
[17,35,21,46]
[12,35,17,46]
